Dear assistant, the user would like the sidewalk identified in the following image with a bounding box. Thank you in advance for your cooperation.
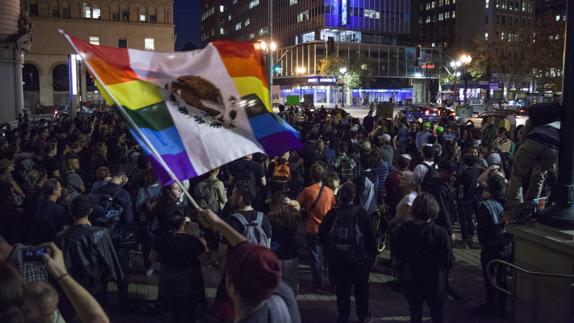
[105,226,511,323]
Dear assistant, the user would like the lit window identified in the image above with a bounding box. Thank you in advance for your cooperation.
[431,1,435,8]
[452,10,455,18]
[445,11,450,18]
[220,27,225,35]
[245,18,250,26]
[83,3,91,18]
[364,9,380,19]
[140,14,146,21]
[228,15,231,21]
[92,7,100,19]
[485,32,489,40]
[290,0,297,5]
[145,38,154,50]
[249,0,259,9]
[297,10,309,22]
[485,0,489,8]
[501,32,505,40]
[220,5,224,12]
[556,15,561,21]
[249,33,255,39]
[235,22,241,30]
[89,36,99,45]
[438,13,443,21]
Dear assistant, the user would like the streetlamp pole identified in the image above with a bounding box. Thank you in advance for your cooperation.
[268,0,273,103]
[538,0,574,229]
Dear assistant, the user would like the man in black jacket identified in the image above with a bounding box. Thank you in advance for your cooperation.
[319,183,377,323]
[57,195,124,306]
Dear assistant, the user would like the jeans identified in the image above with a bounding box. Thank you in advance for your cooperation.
[481,246,508,313]
[280,257,299,296]
[307,234,322,287]
[406,293,446,323]
[457,200,475,240]
[505,139,557,210]
[332,264,371,322]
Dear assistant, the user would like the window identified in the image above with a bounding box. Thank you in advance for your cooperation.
[118,38,127,48]
[245,18,250,26]
[485,32,489,40]
[62,2,71,18]
[228,15,231,21]
[297,10,309,22]
[501,32,505,40]
[149,15,157,23]
[235,22,241,30]
[220,5,224,12]
[122,8,130,21]
[30,0,39,16]
[249,33,255,39]
[51,8,60,18]
[452,10,455,18]
[290,0,298,5]
[556,15,561,21]
[139,14,146,21]
[485,15,488,24]
[438,13,444,21]
[249,0,260,9]
[92,6,100,19]
[89,37,100,45]
[259,27,268,36]
[486,0,489,8]
[220,28,225,35]
[83,3,91,18]
[364,9,380,19]
[145,38,154,50]
[445,11,450,18]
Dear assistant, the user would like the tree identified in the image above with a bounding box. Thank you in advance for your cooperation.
[471,34,536,100]
[318,55,371,89]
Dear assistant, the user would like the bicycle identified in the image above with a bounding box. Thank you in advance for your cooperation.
[372,205,391,254]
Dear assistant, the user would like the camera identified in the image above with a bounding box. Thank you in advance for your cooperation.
[22,247,49,262]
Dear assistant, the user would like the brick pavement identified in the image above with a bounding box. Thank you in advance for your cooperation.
[105,226,512,323]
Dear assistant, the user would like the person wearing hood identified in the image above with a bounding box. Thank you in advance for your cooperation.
[394,192,453,323]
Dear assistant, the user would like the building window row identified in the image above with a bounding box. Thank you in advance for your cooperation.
[496,14,531,26]
[424,10,455,23]
[88,36,155,50]
[494,0,532,13]
[26,0,169,24]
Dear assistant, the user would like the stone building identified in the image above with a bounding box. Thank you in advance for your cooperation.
[21,0,175,108]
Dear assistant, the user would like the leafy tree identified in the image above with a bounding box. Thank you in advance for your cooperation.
[318,55,371,89]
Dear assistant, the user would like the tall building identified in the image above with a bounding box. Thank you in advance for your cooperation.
[21,0,175,108]
[416,0,535,54]
[201,0,440,106]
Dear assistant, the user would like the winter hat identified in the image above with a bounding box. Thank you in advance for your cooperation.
[227,242,281,304]
[487,152,502,166]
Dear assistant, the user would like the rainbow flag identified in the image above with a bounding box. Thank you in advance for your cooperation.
[61,31,302,184]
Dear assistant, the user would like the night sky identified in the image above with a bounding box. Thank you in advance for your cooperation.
[174,0,201,50]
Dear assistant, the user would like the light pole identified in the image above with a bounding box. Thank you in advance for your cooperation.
[339,67,347,106]
[449,60,462,104]
[459,54,473,104]
[256,40,277,105]
[296,66,306,105]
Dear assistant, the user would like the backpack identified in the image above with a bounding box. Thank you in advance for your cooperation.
[328,207,367,264]
[196,178,221,213]
[230,212,271,248]
[421,163,439,191]
[87,191,124,240]
[271,161,292,193]
[337,156,355,183]
[272,161,292,181]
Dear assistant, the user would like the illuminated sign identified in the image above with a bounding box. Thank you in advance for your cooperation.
[421,63,435,69]
[307,77,336,84]
[341,0,347,25]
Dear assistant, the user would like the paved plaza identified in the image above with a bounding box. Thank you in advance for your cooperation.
[103,224,511,323]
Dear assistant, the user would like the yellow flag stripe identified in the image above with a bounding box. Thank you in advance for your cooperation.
[105,80,163,110]
[232,76,270,112]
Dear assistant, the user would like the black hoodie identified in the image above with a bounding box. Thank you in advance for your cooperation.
[423,177,456,236]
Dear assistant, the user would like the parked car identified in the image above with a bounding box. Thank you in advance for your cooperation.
[468,109,528,129]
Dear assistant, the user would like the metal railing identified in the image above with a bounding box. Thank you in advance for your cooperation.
[487,259,574,296]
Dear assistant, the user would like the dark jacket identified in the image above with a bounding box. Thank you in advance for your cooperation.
[424,178,456,235]
[477,199,508,247]
[57,224,124,295]
[394,220,453,300]
[318,205,377,267]
[456,166,481,201]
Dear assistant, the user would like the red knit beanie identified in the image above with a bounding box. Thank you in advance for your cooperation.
[227,242,281,304]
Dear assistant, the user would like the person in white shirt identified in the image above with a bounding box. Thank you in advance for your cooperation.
[413,145,437,186]
[388,171,418,227]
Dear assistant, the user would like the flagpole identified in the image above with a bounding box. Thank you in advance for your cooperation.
[59,30,200,210]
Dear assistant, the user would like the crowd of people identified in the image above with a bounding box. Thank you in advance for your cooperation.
[0,100,561,323]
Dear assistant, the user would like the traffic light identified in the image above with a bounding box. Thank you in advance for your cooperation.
[273,64,281,74]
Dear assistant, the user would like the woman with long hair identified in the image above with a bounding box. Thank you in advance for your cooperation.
[267,192,301,295]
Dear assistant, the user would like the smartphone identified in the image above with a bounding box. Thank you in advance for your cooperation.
[22,247,48,262]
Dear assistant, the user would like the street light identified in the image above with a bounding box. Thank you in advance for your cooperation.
[339,67,348,106]
[296,66,306,103]
[256,39,278,103]
[459,54,472,104]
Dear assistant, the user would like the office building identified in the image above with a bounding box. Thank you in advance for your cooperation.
[21,0,175,108]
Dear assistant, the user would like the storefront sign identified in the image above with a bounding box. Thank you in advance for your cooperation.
[307,77,336,84]
[489,82,500,90]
